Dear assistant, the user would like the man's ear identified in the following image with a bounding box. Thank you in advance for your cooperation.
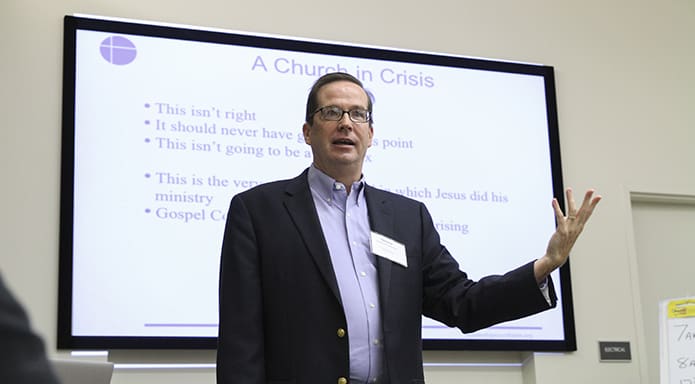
[302,122,311,144]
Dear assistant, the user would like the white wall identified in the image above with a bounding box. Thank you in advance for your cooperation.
[1,1,693,383]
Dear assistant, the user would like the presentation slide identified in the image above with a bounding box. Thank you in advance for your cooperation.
[61,16,571,350]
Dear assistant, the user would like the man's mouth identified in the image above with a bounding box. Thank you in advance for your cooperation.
[332,138,355,146]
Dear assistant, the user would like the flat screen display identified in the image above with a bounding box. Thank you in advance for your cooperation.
[59,15,574,350]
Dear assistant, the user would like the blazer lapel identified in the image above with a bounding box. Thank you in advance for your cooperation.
[283,170,342,304]
[365,186,395,311]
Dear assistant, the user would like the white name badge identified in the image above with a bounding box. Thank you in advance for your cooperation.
[370,231,407,268]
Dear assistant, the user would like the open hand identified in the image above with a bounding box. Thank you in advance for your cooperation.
[534,188,602,282]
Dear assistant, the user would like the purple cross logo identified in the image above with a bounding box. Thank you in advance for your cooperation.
[100,36,137,65]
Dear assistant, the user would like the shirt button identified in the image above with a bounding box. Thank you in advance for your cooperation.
[369,303,376,309]
[338,377,348,384]
[360,271,367,277]
[337,328,346,338]
[373,339,380,345]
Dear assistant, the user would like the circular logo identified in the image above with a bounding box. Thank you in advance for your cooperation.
[100,36,137,65]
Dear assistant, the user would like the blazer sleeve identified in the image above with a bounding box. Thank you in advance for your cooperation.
[417,202,557,333]
[217,194,266,384]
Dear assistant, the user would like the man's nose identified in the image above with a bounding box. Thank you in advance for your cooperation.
[337,112,353,130]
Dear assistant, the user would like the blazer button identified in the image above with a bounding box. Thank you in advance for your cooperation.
[337,328,346,338]
[338,377,348,384]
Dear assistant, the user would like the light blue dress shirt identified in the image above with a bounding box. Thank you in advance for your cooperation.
[308,165,384,384]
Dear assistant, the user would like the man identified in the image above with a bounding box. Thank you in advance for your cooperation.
[217,72,600,383]
[0,273,61,384]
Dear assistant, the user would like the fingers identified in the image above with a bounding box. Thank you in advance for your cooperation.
[580,189,601,221]
[565,188,576,216]
[561,188,602,224]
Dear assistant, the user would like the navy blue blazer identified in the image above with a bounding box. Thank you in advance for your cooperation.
[217,169,556,384]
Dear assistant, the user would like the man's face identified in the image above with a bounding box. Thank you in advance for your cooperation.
[303,80,373,178]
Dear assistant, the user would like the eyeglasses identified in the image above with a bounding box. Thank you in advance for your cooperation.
[312,106,371,123]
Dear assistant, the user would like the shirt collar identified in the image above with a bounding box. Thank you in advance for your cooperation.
[308,164,366,204]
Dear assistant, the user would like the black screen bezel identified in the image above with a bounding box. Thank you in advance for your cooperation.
[58,15,573,351]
